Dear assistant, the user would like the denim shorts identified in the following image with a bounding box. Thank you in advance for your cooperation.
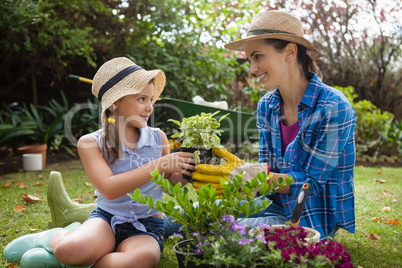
[86,207,164,253]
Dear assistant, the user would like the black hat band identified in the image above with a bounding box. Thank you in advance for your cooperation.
[98,65,143,103]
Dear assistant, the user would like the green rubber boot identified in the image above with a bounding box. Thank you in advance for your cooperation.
[47,171,96,228]
[20,248,91,268]
[3,222,81,262]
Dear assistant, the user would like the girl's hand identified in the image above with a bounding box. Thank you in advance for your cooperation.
[158,152,195,176]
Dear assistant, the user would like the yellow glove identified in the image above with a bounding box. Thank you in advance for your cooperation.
[191,147,270,194]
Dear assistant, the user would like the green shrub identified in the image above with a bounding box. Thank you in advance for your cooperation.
[380,120,402,156]
[334,86,396,157]
[0,103,36,153]
[1,92,100,156]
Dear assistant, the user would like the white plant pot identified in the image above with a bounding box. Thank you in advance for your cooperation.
[269,225,321,242]
[22,154,43,171]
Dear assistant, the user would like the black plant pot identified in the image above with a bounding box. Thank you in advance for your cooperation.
[173,239,213,268]
[173,239,267,268]
[180,147,217,182]
[180,147,214,181]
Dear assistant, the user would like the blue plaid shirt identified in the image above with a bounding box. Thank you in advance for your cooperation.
[257,72,356,238]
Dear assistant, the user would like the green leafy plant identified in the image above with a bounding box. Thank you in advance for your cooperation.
[130,169,289,235]
[169,111,229,150]
[69,98,99,139]
[380,120,402,157]
[129,169,293,266]
[21,102,65,147]
[0,103,36,153]
[334,86,395,157]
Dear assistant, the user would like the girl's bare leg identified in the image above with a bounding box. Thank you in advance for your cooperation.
[50,218,115,266]
[93,235,161,268]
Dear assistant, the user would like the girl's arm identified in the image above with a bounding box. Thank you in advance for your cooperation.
[77,134,193,200]
[160,131,189,186]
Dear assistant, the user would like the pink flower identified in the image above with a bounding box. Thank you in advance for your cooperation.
[281,251,291,262]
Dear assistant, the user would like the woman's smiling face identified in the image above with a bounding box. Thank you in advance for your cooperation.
[244,39,288,91]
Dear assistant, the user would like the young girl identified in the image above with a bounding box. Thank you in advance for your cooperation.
[5,57,195,267]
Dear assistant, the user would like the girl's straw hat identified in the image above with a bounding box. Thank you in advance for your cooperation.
[225,10,324,60]
[92,57,166,125]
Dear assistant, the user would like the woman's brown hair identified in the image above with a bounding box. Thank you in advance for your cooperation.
[264,39,321,79]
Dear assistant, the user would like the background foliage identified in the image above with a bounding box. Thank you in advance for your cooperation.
[0,0,401,160]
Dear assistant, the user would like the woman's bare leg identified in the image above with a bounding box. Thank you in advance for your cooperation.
[50,218,115,266]
[93,235,161,268]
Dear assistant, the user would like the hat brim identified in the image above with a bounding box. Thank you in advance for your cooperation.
[224,33,324,60]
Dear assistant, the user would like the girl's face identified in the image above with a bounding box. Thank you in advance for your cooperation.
[244,39,288,91]
[114,82,155,129]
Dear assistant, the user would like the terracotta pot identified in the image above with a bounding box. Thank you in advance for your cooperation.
[18,144,47,169]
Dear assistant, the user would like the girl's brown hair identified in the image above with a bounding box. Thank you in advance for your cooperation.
[101,108,121,164]
[264,39,322,79]
[100,78,155,164]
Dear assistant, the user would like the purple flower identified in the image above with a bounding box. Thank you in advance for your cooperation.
[196,241,207,247]
[256,233,266,244]
[168,233,184,240]
[232,224,247,235]
[222,214,236,224]
[238,238,254,245]
[192,232,200,237]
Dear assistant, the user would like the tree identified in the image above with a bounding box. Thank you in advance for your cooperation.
[260,0,402,117]
[108,0,259,102]
[0,0,110,105]
[299,0,402,116]
[0,0,255,105]
[221,0,402,117]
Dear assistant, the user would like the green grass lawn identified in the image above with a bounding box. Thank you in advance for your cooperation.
[1,160,401,267]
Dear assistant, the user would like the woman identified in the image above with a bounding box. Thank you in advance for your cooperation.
[191,10,356,240]
[4,57,195,267]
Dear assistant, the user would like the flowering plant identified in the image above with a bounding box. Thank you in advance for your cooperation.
[172,217,353,268]
[129,169,292,237]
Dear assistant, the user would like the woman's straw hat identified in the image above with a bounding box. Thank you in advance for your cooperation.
[225,10,323,60]
[92,57,166,125]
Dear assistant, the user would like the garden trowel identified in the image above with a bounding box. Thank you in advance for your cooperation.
[289,183,310,226]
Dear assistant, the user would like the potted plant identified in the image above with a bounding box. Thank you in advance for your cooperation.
[0,103,36,154]
[129,169,294,267]
[17,103,50,169]
[184,221,352,268]
[168,111,229,180]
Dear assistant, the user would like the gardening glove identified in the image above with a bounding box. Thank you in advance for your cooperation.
[191,147,270,193]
